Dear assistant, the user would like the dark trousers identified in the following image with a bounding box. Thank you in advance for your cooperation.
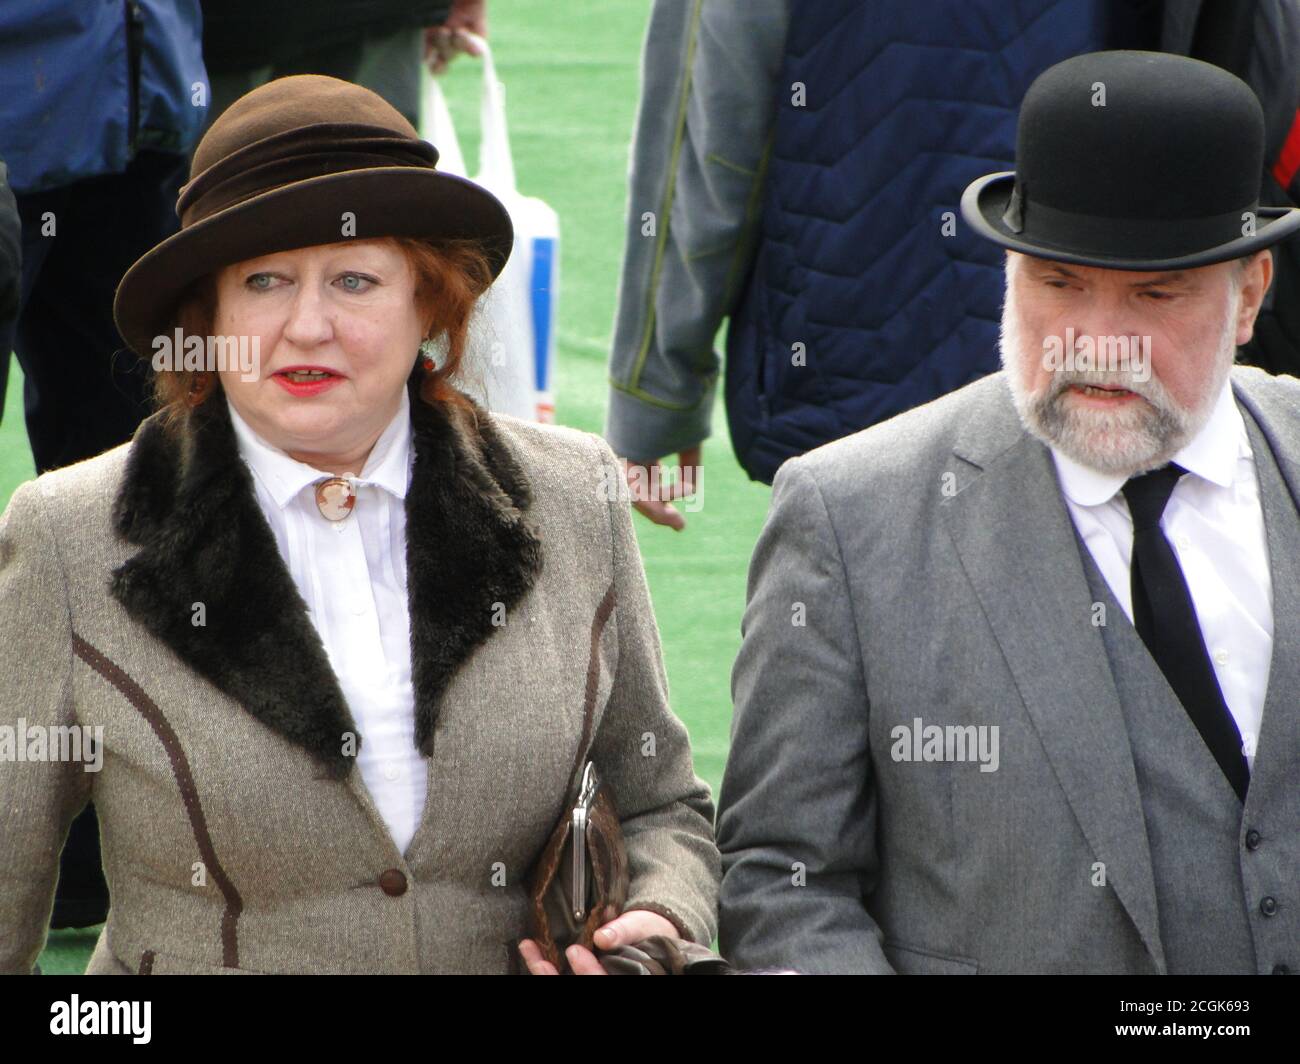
[5,148,189,929]
[205,26,422,136]
[10,149,188,474]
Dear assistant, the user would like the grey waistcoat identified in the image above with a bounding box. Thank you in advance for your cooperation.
[1069,399,1300,974]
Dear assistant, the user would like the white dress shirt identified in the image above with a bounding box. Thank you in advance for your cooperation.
[1049,379,1272,768]
[227,389,427,853]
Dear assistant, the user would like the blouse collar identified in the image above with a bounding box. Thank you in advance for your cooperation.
[225,386,413,510]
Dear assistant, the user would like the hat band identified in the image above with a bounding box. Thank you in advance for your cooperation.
[178,122,440,227]
[1011,194,1260,260]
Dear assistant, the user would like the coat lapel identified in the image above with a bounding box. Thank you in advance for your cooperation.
[404,384,544,755]
[109,378,543,780]
[1231,372,1300,822]
[940,374,1165,970]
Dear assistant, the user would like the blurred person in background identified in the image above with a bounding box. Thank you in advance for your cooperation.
[0,160,18,388]
[606,0,1300,528]
[199,0,487,135]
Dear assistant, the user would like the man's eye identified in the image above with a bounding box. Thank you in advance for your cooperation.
[1044,279,1071,289]
[1141,290,1172,300]
[246,273,277,290]
[337,273,375,292]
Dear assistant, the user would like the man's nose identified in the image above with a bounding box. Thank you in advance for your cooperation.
[1068,292,1147,345]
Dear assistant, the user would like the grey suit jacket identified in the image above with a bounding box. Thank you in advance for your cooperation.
[716,365,1300,974]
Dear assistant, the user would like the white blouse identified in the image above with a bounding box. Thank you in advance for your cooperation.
[226,389,427,854]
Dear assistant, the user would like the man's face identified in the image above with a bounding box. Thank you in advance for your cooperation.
[999,250,1272,477]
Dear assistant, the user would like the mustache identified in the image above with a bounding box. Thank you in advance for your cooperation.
[1043,367,1164,405]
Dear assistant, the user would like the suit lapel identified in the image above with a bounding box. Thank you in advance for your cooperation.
[109,378,543,783]
[1231,374,1300,823]
[941,375,1165,970]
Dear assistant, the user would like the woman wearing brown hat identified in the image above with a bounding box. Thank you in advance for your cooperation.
[0,75,720,974]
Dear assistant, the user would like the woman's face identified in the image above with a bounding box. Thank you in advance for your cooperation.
[213,239,425,470]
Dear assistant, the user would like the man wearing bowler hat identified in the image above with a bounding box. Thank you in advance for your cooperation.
[716,51,1300,974]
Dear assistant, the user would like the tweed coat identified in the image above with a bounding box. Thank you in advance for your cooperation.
[0,378,721,974]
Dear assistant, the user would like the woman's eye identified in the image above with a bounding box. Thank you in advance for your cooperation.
[337,273,375,292]
[246,273,277,290]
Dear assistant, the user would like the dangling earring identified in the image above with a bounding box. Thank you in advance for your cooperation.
[419,337,438,372]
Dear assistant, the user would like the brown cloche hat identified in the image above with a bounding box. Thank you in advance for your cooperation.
[113,74,514,359]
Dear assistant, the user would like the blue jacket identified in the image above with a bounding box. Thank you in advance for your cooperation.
[0,0,207,195]
[725,0,1117,482]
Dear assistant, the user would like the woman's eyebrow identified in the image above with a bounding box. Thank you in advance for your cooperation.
[240,258,390,274]
[320,257,391,273]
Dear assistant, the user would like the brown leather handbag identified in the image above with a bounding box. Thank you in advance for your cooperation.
[524,759,735,976]
[525,760,629,973]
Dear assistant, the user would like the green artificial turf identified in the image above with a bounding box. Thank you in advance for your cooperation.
[7,0,770,973]
[0,359,34,488]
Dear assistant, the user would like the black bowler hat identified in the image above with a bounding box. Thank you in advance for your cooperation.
[961,50,1300,270]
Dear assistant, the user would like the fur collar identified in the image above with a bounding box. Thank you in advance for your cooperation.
[109,377,544,778]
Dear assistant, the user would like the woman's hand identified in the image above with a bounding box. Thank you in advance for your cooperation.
[517,909,679,974]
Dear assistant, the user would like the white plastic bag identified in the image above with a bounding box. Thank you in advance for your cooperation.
[419,34,559,423]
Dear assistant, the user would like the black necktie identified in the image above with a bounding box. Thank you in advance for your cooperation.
[1121,464,1250,802]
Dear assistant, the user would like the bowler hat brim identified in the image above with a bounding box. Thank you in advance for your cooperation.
[113,166,513,359]
[961,171,1300,272]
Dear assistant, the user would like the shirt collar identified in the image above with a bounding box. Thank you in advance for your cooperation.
[226,387,413,510]
[1049,376,1249,507]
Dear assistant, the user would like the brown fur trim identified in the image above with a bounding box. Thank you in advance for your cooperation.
[108,379,543,776]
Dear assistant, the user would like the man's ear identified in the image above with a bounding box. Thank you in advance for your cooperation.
[1235,249,1274,346]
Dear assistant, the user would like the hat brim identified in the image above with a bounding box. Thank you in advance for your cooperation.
[960,171,1300,271]
[113,166,514,358]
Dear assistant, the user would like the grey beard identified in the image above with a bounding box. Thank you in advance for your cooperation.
[1022,381,1196,476]
[999,289,1238,478]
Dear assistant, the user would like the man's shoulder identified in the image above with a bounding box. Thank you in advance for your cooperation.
[1231,363,1300,420]
[785,371,1018,499]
